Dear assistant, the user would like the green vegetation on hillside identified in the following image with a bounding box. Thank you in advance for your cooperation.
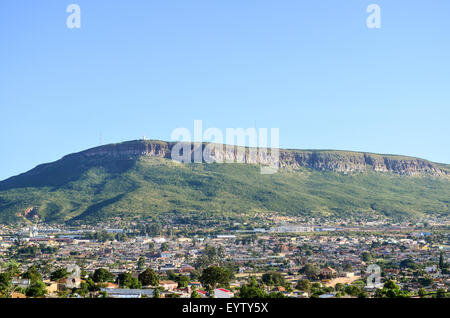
[0,153,449,224]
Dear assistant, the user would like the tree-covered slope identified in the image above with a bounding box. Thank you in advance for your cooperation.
[0,143,449,224]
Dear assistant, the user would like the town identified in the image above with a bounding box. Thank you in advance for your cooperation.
[0,214,448,298]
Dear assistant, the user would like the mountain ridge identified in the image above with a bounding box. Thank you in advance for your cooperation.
[3,140,446,185]
[0,140,449,224]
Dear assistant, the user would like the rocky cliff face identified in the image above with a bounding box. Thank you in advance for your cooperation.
[65,140,448,177]
[278,151,446,176]
[76,140,170,159]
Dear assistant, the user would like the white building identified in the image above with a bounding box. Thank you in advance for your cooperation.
[269,225,314,233]
[214,288,234,298]
[100,288,154,298]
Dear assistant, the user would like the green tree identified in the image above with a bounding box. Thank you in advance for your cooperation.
[50,268,69,281]
[191,289,202,298]
[22,266,42,282]
[375,280,411,298]
[26,280,47,297]
[299,264,318,280]
[239,278,267,298]
[177,275,190,288]
[57,290,69,298]
[5,261,20,277]
[137,257,146,271]
[85,277,97,292]
[344,285,365,297]
[115,233,128,242]
[400,258,418,270]
[418,288,427,298]
[436,288,447,298]
[199,266,230,292]
[439,252,446,270]
[146,223,162,237]
[267,292,286,298]
[296,279,311,292]
[138,268,159,287]
[166,270,178,281]
[361,252,372,263]
[262,272,286,287]
[343,263,353,272]
[418,275,434,287]
[160,242,169,252]
[0,272,12,297]
[22,266,47,298]
[190,270,201,281]
[334,283,345,292]
[194,245,221,270]
[117,272,142,289]
[77,282,89,297]
[92,268,115,283]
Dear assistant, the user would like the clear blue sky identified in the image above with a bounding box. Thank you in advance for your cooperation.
[1,0,449,181]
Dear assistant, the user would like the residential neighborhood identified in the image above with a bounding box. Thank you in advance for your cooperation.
[0,216,448,298]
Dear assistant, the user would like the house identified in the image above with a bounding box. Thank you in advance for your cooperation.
[384,269,400,277]
[104,282,119,289]
[159,280,178,291]
[174,287,191,298]
[195,289,208,298]
[57,277,81,289]
[44,281,59,295]
[214,288,234,298]
[426,265,438,274]
[319,293,335,298]
[181,265,195,273]
[364,282,384,293]
[59,264,81,289]
[160,251,172,258]
[341,272,355,278]
[10,292,26,298]
[190,281,202,289]
[11,278,31,289]
[100,288,154,298]
[320,267,337,279]
[296,291,309,298]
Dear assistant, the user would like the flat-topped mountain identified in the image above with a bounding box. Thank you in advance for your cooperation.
[0,140,449,224]
[36,140,449,176]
